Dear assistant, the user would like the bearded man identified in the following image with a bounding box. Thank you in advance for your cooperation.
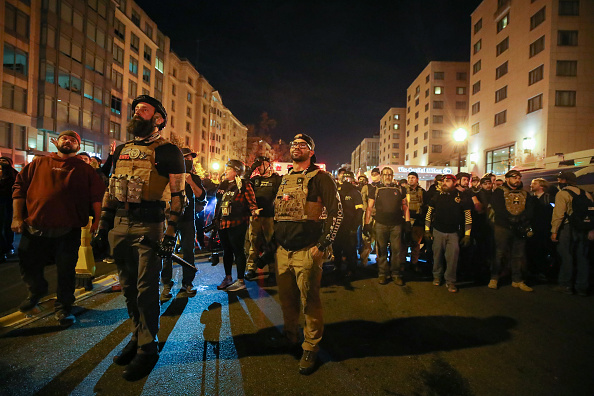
[12,130,105,326]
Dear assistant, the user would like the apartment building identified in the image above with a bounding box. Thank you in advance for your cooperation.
[405,61,470,167]
[468,0,594,175]
[379,107,406,166]
[351,135,379,174]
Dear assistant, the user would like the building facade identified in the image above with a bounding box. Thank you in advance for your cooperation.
[405,61,470,167]
[351,135,379,175]
[468,0,594,175]
[379,107,406,166]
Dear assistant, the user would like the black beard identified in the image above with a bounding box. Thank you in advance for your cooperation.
[57,143,78,154]
[127,116,155,138]
[291,151,309,163]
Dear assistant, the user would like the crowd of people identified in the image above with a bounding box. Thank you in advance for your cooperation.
[2,94,593,381]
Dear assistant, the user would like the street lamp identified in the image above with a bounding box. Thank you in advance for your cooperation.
[211,162,220,171]
[453,128,468,174]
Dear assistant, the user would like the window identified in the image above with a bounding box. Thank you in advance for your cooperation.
[114,18,125,40]
[415,98,419,106]
[471,122,480,136]
[473,60,482,74]
[413,150,418,158]
[113,44,124,65]
[144,23,153,40]
[43,61,55,83]
[434,86,443,95]
[142,67,150,84]
[3,43,28,77]
[425,75,430,83]
[60,2,72,24]
[497,13,509,33]
[143,45,152,62]
[4,4,30,39]
[472,102,480,115]
[456,72,467,80]
[131,9,141,27]
[73,11,83,31]
[414,137,418,145]
[472,81,481,95]
[130,33,139,53]
[129,56,138,75]
[415,111,419,119]
[433,115,443,123]
[59,34,71,57]
[457,87,466,95]
[556,60,577,76]
[425,89,429,98]
[528,65,544,85]
[187,93,192,103]
[97,0,107,19]
[434,72,444,80]
[555,90,576,106]
[112,69,123,90]
[432,130,442,138]
[473,39,482,54]
[187,107,192,117]
[494,110,507,126]
[406,154,409,161]
[111,95,122,115]
[496,37,509,56]
[155,56,164,73]
[496,61,508,79]
[414,124,419,131]
[424,117,428,126]
[454,101,466,110]
[558,30,578,46]
[393,124,400,130]
[128,80,137,98]
[188,77,193,87]
[109,121,121,140]
[474,18,482,34]
[172,85,176,96]
[393,133,399,139]
[530,7,546,30]
[559,0,579,16]
[431,145,442,153]
[415,85,420,95]
[1,82,27,112]
[530,36,545,57]
[392,143,399,149]
[423,146,428,154]
[527,94,543,113]
[495,86,508,102]
[394,114,400,120]
[424,103,429,111]
[41,25,56,48]
[486,145,515,174]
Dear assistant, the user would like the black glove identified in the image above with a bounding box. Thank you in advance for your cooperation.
[363,223,373,237]
[460,235,472,248]
[91,228,110,260]
[157,234,177,258]
[424,230,433,242]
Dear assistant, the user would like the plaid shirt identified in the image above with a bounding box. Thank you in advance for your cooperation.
[219,181,258,229]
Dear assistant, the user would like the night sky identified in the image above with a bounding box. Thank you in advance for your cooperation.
[139,0,482,168]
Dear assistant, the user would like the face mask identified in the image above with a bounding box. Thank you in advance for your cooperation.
[184,159,194,173]
[558,182,568,189]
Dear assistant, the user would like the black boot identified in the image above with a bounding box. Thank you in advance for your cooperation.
[113,340,138,366]
[122,353,159,381]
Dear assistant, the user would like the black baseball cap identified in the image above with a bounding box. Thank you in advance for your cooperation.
[132,95,167,130]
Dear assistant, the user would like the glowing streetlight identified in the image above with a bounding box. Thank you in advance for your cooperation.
[453,128,468,173]
[211,162,220,171]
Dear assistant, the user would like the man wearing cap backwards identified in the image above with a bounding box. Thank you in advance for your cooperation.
[551,171,594,296]
[365,166,411,286]
[12,130,105,326]
[93,95,186,381]
[274,133,342,375]
[489,170,535,292]
[243,156,282,282]
[360,167,382,265]
[425,174,473,292]
[160,148,206,301]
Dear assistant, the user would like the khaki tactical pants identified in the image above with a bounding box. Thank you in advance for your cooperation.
[276,245,324,352]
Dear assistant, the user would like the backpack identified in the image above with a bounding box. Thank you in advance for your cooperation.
[566,189,594,232]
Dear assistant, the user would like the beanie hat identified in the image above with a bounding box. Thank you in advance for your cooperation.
[59,130,81,144]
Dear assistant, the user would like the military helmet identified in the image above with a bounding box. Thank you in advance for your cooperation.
[226,159,245,176]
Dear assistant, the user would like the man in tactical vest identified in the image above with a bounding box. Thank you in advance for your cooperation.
[425,174,472,293]
[274,133,342,375]
[360,168,382,266]
[365,166,411,285]
[400,171,426,273]
[333,171,363,279]
[489,170,535,292]
[244,156,282,281]
[551,171,594,296]
[93,95,186,381]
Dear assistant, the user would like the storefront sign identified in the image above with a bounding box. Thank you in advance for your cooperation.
[397,167,453,174]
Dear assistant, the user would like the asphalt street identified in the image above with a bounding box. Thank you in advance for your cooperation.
[1,256,593,395]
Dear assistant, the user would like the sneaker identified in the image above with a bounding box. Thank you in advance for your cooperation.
[447,283,458,293]
[393,276,404,286]
[488,279,498,290]
[552,285,573,295]
[245,269,257,281]
[217,277,234,290]
[55,311,76,327]
[18,293,45,313]
[180,284,197,296]
[298,350,318,375]
[378,276,389,285]
[512,281,533,292]
[433,278,441,286]
[226,279,246,292]
[160,284,173,301]
[122,353,159,381]
[113,340,138,365]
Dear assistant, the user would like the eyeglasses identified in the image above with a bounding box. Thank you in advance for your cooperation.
[290,141,310,149]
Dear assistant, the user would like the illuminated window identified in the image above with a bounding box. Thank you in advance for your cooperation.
[497,13,509,33]
[434,86,443,95]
